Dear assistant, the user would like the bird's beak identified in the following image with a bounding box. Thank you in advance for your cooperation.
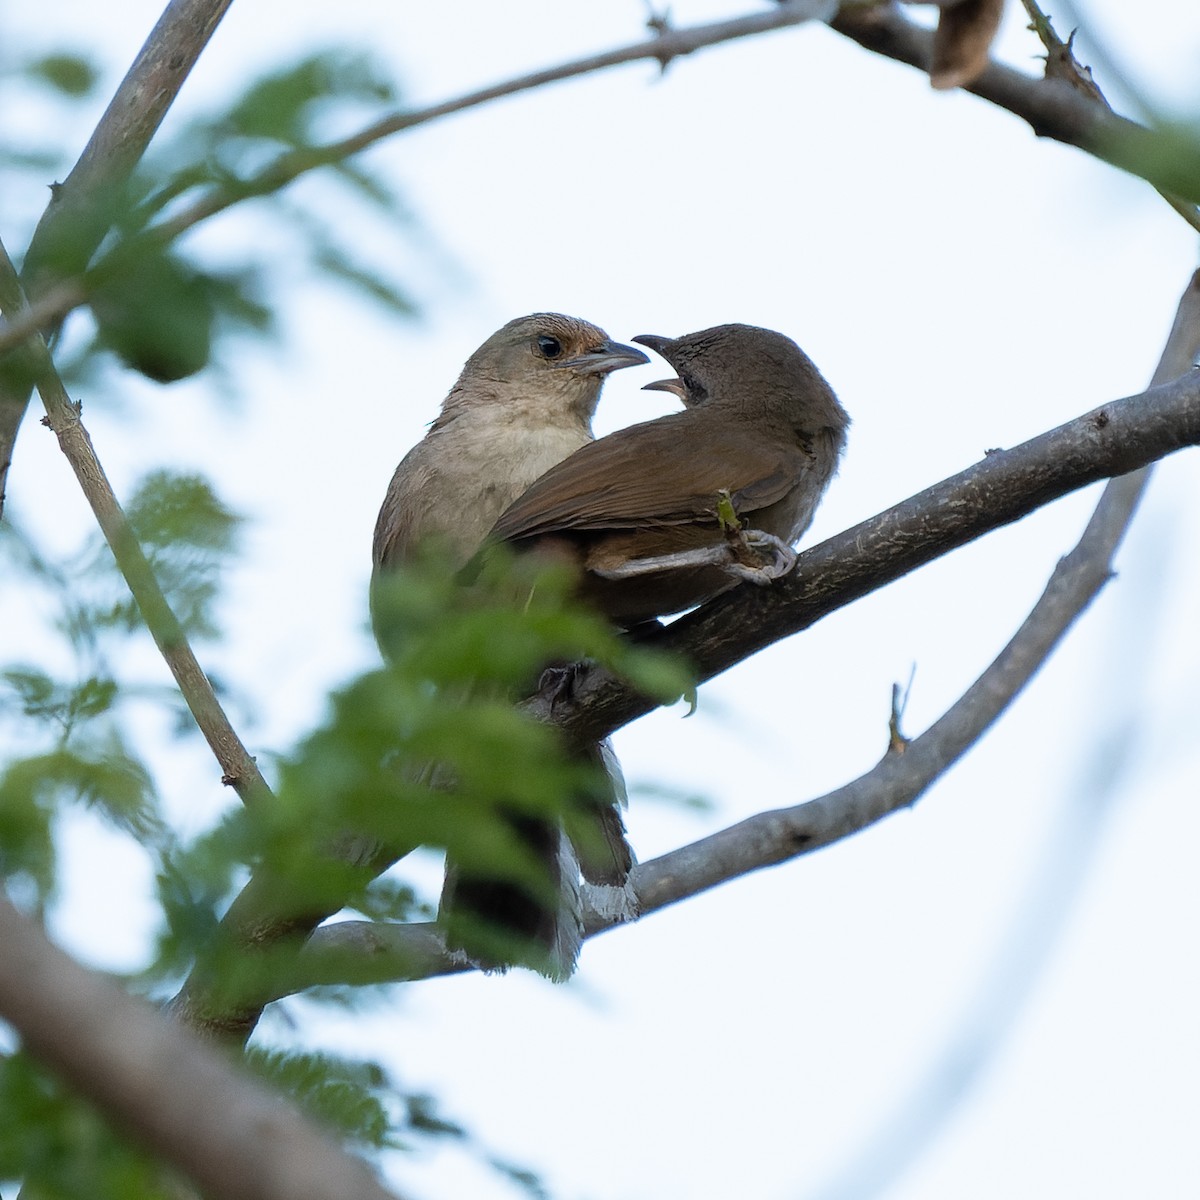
[632,333,676,358]
[556,339,649,376]
[642,377,688,402]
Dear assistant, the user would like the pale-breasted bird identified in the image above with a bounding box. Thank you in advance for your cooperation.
[371,312,648,979]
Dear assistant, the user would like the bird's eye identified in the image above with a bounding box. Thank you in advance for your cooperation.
[536,334,563,359]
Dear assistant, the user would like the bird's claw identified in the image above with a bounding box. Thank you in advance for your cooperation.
[730,530,797,585]
[538,662,589,711]
[593,529,797,586]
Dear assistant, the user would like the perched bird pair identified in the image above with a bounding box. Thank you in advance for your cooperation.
[371,313,849,978]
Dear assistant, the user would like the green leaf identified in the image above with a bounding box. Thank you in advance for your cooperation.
[312,242,416,315]
[88,469,242,640]
[0,1052,178,1199]
[2,741,159,840]
[245,1049,393,1148]
[0,758,56,900]
[222,52,397,147]
[90,250,216,382]
[25,53,100,97]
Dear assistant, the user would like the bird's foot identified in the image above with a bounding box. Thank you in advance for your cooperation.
[723,529,797,585]
[592,531,796,586]
[593,544,739,580]
[537,661,591,711]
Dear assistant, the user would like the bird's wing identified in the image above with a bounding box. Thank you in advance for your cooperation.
[490,416,808,541]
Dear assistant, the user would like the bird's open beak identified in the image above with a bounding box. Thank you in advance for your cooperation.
[642,377,688,402]
[556,339,649,375]
[632,333,675,358]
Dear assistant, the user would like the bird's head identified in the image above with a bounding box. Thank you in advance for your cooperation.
[634,324,847,432]
[457,313,648,426]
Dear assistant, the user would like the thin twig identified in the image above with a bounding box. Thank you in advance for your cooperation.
[0,896,403,1200]
[0,0,234,517]
[0,235,272,807]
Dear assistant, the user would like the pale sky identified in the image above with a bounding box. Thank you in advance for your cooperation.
[3,3,1199,1199]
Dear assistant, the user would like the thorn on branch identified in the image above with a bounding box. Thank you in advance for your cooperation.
[888,666,916,754]
[1021,0,1105,100]
[645,5,677,73]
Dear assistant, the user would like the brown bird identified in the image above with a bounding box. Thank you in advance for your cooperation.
[488,323,850,626]
[370,312,648,980]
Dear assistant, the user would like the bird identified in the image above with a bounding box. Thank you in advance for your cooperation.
[370,312,649,980]
[487,323,850,627]
[372,313,648,589]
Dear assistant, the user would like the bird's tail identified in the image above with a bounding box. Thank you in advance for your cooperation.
[440,818,583,982]
[439,738,637,980]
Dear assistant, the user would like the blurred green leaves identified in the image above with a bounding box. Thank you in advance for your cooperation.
[217,51,395,149]
[289,548,689,873]
[0,470,236,908]
[89,251,270,384]
[246,1048,394,1149]
[0,739,160,905]
[24,53,99,98]
[91,469,242,639]
[0,1052,179,1200]
[77,47,416,383]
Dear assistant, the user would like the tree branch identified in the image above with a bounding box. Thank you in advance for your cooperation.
[0,0,234,517]
[539,362,1200,749]
[0,895,403,1200]
[829,3,1200,206]
[0,236,272,807]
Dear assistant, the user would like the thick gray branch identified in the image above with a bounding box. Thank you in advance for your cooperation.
[0,896,402,1200]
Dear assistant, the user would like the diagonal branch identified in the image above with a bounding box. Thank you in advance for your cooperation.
[0,895,403,1200]
[539,359,1200,749]
[0,236,271,806]
[0,0,235,517]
